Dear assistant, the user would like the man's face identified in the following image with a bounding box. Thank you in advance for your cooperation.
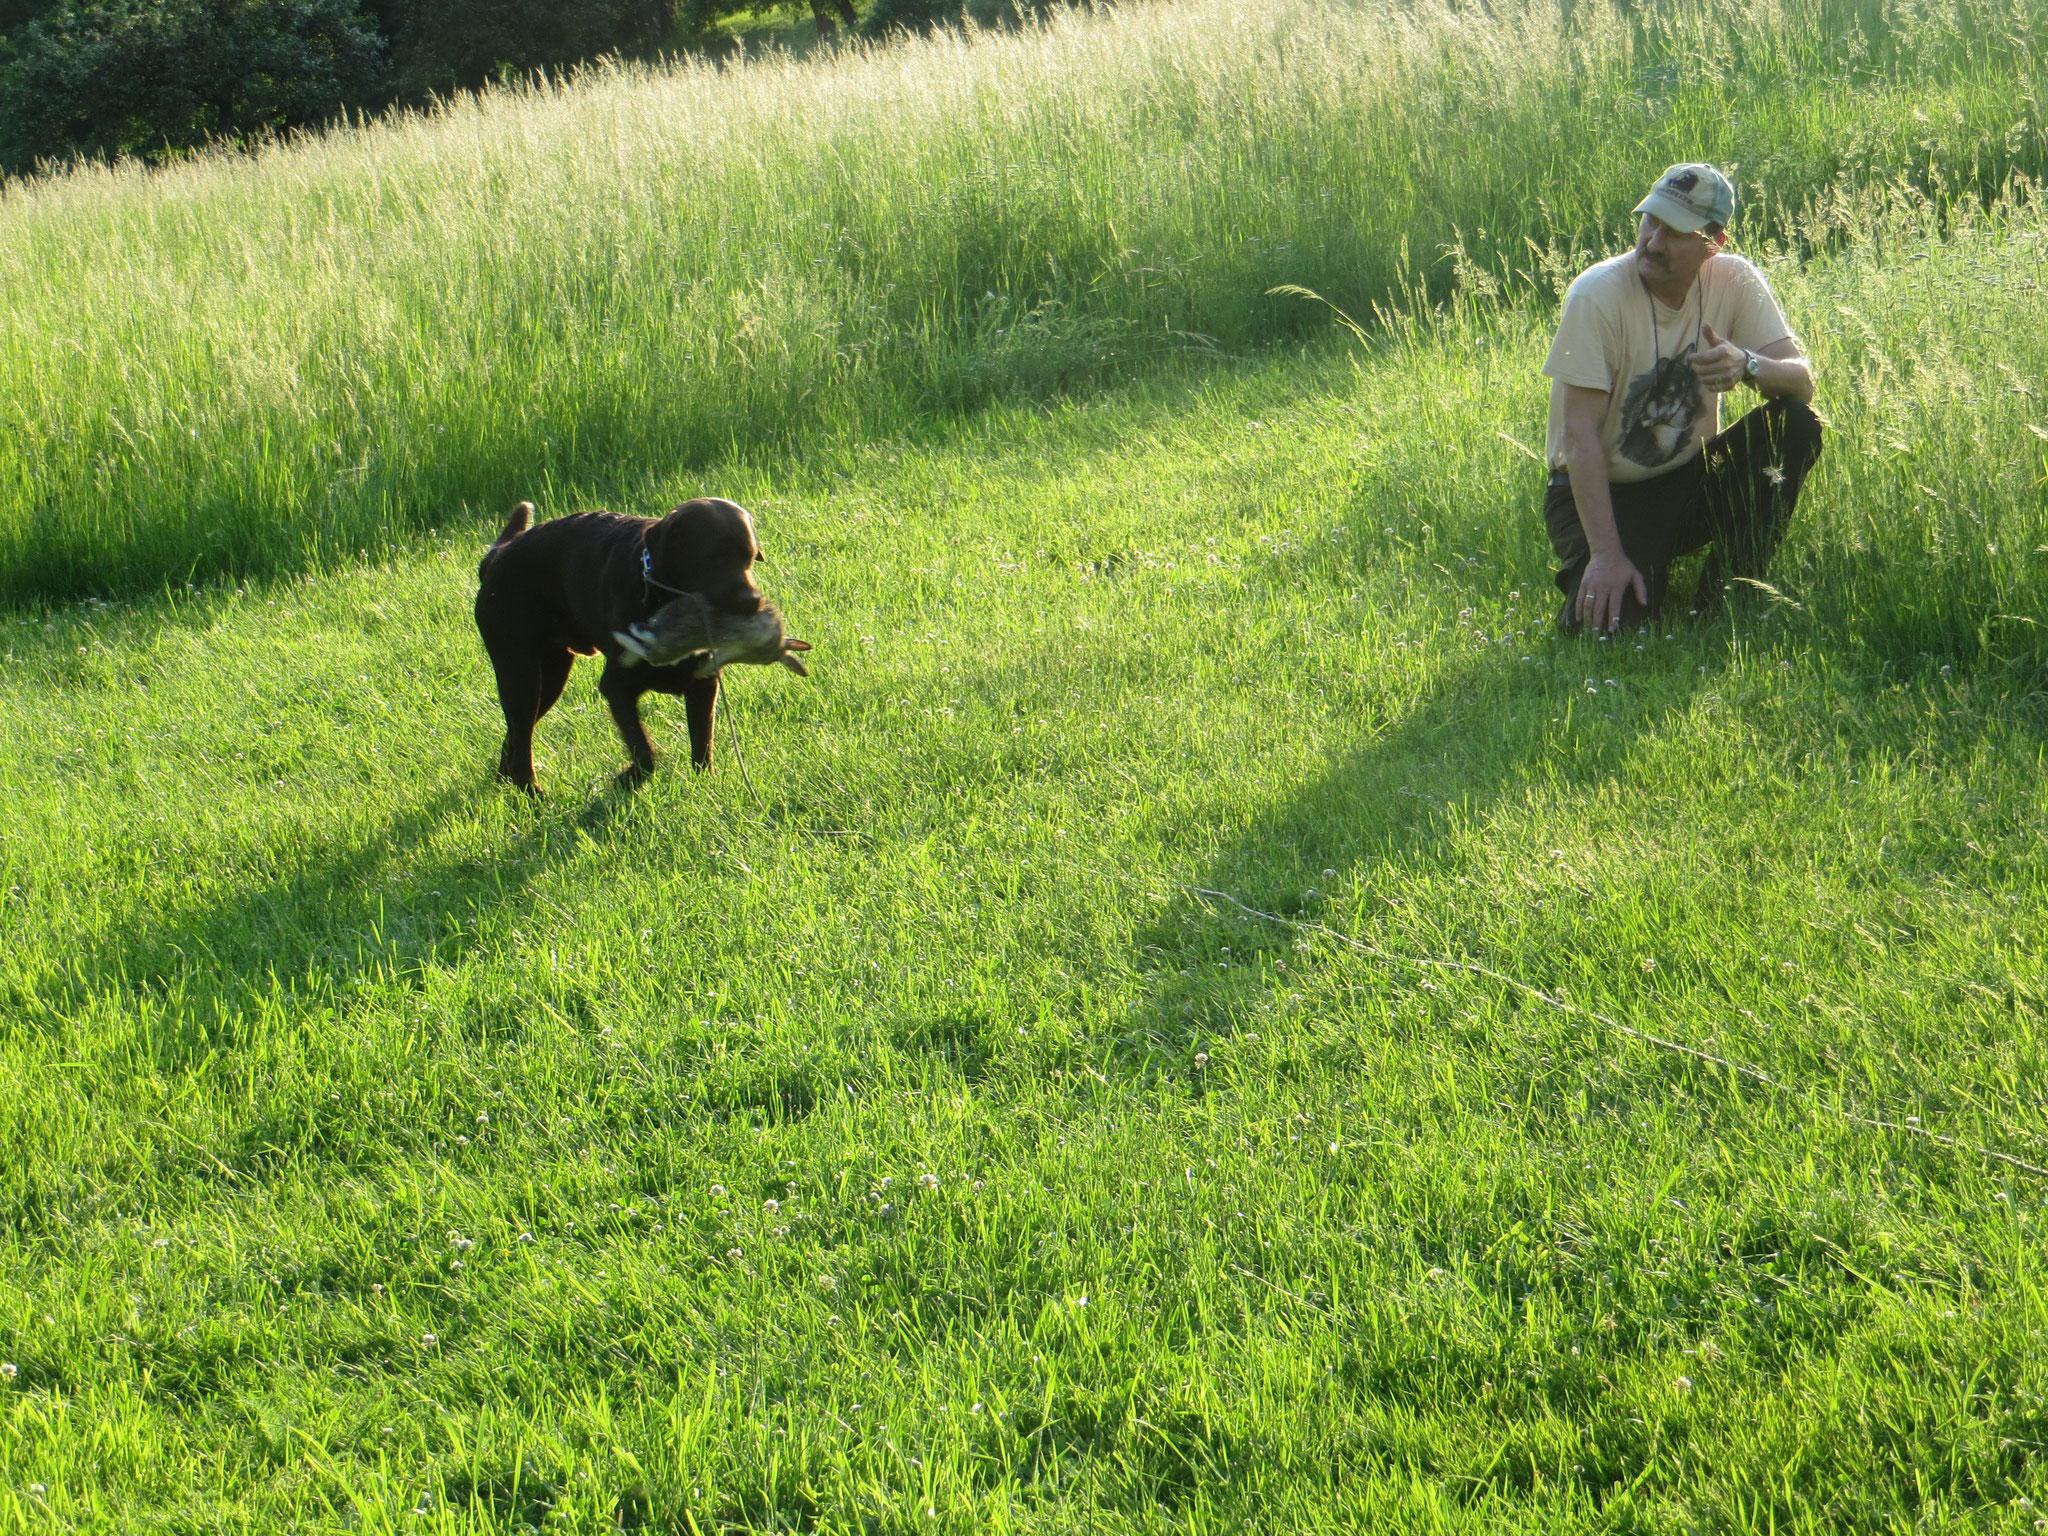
[1634,213,1724,291]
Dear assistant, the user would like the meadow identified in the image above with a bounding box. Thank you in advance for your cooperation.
[0,0,2041,603]
[4,0,2048,1530]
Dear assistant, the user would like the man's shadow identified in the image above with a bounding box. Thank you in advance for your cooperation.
[1120,629,1714,1056]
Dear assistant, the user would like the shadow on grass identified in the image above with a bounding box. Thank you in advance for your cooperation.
[1122,629,1714,1059]
[31,769,659,1069]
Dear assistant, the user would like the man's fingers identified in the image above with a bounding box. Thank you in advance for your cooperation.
[1703,323,1723,348]
[1631,570,1648,606]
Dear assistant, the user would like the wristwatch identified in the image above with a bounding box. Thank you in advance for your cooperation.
[1742,349,1762,386]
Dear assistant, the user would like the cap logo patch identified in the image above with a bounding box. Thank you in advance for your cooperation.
[1667,171,1699,194]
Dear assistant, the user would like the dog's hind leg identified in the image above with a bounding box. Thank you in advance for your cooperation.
[533,648,575,724]
[681,673,720,771]
[491,646,574,791]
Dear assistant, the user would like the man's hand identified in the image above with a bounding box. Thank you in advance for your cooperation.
[1689,324,1749,392]
[1576,550,1647,633]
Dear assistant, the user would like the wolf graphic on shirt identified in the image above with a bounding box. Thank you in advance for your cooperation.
[1618,345,1704,469]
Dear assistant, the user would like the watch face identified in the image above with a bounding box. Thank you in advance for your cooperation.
[1744,353,1761,378]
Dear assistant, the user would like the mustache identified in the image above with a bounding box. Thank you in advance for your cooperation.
[1636,247,1671,268]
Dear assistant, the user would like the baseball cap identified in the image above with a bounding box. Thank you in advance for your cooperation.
[1634,163,1735,233]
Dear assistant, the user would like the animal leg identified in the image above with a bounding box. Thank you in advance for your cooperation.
[682,672,720,770]
[599,662,659,776]
[533,648,575,724]
[490,646,569,791]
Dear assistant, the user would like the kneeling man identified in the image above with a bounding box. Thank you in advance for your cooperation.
[1543,163,1821,633]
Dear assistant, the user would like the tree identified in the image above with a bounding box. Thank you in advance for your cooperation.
[0,0,386,172]
[861,0,1042,37]
[384,0,684,97]
[678,0,854,45]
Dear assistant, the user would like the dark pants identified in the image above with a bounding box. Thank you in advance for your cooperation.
[1545,397,1824,626]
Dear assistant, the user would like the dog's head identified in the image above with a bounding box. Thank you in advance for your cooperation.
[643,497,765,615]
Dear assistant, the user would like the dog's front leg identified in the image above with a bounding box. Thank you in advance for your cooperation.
[681,672,720,771]
[598,661,659,779]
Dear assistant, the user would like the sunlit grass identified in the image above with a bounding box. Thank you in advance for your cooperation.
[0,178,2046,1528]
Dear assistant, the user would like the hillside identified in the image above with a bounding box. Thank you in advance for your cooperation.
[3,0,2048,1530]
[0,0,2040,601]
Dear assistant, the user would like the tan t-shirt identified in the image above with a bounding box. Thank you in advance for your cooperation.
[1542,250,1794,484]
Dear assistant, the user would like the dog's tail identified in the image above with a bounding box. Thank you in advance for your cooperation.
[491,501,535,549]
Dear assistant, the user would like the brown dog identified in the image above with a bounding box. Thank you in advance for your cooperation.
[474,497,799,790]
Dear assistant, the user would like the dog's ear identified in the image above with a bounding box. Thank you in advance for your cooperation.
[642,507,687,580]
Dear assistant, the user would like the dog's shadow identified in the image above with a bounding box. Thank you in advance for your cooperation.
[37,772,654,1068]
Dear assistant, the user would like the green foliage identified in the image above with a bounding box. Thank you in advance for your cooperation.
[381,0,680,97]
[681,0,858,46]
[0,0,386,170]
[861,0,1038,37]
[0,0,58,36]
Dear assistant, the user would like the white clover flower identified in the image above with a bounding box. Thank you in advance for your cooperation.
[817,1274,838,1292]
[516,1232,534,1243]
[420,1333,437,1346]
[1194,1053,1209,1069]
[0,1363,16,1381]
[1673,1376,1693,1393]
[726,1248,744,1261]
[918,1173,939,1192]
[763,1199,780,1215]
[710,1184,727,1200]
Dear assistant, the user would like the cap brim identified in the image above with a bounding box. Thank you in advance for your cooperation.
[1633,190,1712,233]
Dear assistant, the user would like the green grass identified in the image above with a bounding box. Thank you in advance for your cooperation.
[0,0,2043,602]
[2,173,2048,1528]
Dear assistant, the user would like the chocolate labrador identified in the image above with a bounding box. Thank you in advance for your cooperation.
[474,497,803,791]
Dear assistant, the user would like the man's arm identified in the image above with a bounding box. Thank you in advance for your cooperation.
[1693,326,1814,403]
[1562,383,1647,633]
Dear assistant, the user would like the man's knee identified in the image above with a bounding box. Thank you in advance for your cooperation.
[1760,396,1823,463]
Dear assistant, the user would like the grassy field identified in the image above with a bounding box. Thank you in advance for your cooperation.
[0,0,2041,602]
[2,132,2048,1527]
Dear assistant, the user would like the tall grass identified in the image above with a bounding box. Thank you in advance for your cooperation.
[0,0,2041,602]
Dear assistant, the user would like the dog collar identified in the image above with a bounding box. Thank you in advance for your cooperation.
[641,548,690,596]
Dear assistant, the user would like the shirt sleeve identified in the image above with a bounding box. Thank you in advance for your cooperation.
[1541,279,1618,392]
[1724,259,1795,352]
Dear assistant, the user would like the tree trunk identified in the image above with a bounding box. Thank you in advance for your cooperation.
[808,0,836,38]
